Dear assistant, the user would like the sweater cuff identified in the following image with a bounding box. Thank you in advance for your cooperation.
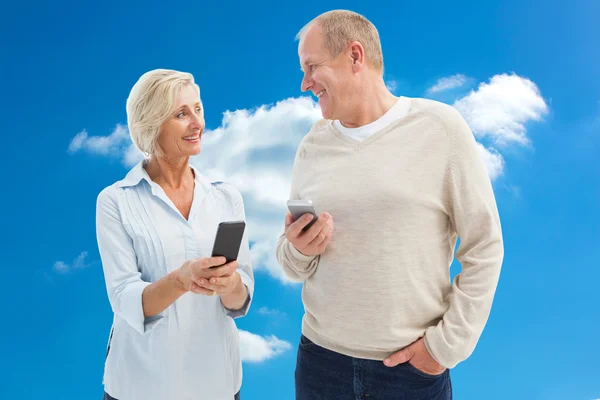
[287,240,317,262]
[424,324,468,369]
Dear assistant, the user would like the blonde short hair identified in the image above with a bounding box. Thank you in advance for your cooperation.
[296,10,384,72]
[126,69,200,157]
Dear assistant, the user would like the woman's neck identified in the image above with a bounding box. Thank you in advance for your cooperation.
[144,156,194,190]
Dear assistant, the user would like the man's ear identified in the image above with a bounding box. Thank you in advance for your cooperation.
[349,41,365,72]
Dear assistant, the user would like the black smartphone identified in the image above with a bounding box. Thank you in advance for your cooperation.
[210,221,246,267]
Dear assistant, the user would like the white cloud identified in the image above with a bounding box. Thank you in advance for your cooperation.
[53,251,89,274]
[123,142,144,166]
[68,130,88,153]
[476,143,505,181]
[450,72,548,180]
[72,252,88,269]
[427,74,468,94]
[53,261,69,274]
[238,329,292,363]
[386,80,398,94]
[453,73,549,147]
[68,124,135,162]
[258,306,286,317]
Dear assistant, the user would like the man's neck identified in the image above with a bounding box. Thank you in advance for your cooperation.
[339,79,398,128]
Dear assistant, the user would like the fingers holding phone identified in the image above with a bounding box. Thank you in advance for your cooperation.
[207,260,239,278]
[285,212,313,233]
[285,200,334,256]
[192,263,241,296]
[179,221,246,296]
[306,214,333,250]
[175,256,227,293]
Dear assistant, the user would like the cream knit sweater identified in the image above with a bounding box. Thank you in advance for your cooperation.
[276,97,504,369]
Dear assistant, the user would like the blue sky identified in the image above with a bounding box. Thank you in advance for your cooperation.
[1,0,599,399]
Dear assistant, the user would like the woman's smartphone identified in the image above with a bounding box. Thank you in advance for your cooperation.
[211,221,246,267]
[287,199,318,231]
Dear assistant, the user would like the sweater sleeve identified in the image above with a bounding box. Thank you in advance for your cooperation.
[424,108,504,369]
[275,135,321,282]
[276,233,321,282]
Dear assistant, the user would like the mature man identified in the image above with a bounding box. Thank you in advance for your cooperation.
[275,9,504,400]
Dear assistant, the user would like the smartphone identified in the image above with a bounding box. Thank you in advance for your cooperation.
[287,199,318,231]
[210,221,246,267]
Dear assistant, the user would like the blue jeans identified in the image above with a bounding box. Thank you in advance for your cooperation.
[295,335,452,400]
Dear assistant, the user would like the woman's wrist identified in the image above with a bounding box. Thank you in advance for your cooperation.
[168,269,188,295]
[221,273,247,309]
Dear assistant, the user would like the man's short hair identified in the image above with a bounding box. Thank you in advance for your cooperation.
[296,10,384,72]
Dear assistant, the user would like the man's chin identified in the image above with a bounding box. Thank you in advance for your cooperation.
[321,110,333,120]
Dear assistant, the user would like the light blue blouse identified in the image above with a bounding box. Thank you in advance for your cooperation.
[96,160,254,400]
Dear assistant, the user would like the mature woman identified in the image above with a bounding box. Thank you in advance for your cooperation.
[96,69,254,400]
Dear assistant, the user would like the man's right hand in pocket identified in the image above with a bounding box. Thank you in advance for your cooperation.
[285,212,334,256]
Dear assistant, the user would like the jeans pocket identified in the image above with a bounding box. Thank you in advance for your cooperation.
[299,334,316,349]
[405,362,446,379]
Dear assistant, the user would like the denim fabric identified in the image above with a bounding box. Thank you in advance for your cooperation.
[295,335,452,400]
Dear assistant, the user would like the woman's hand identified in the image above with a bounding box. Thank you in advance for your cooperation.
[173,256,228,293]
[193,261,249,311]
[194,263,241,296]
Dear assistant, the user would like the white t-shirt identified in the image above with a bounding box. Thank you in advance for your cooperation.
[333,96,411,141]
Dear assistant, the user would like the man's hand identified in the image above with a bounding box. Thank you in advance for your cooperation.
[285,212,334,256]
[384,337,446,376]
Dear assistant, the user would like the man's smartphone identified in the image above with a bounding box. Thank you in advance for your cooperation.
[287,199,318,231]
[210,221,246,267]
